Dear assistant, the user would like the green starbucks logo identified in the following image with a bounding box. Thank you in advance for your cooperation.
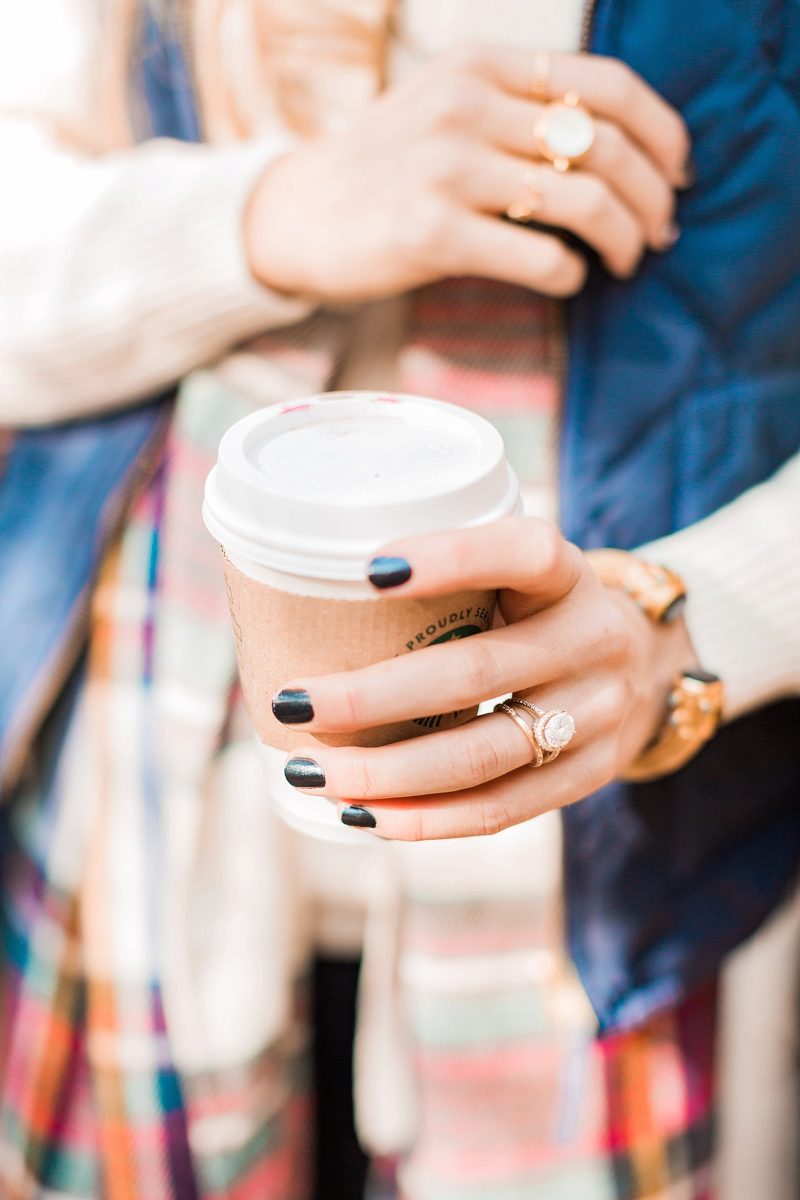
[404,604,492,653]
[431,625,482,644]
[409,615,490,730]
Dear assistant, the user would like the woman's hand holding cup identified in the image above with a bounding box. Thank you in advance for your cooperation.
[245,44,691,302]
[277,518,699,840]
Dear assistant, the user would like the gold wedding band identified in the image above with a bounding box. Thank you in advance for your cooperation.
[494,702,544,768]
[505,163,546,223]
[531,49,552,102]
[534,92,596,172]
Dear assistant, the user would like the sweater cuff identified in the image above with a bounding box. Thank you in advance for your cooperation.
[638,455,800,721]
[166,135,314,339]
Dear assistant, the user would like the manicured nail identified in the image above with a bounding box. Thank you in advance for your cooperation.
[657,221,681,251]
[340,805,377,829]
[368,556,412,589]
[271,689,314,725]
[284,757,326,788]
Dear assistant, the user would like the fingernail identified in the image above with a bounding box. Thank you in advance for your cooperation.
[341,805,377,829]
[284,757,326,788]
[272,689,314,725]
[368,556,412,589]
[657,221,681,251]
[679,156,695,189]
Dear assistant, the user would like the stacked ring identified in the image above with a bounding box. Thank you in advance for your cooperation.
[505,164,545,222]
[494,697,576,768]
[493,701,544,767]
[511,696,576,763]
[506,59,596,220]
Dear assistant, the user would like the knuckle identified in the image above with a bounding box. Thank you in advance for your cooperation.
[602,607,633,664]
[349,755,377,800]
[579,174,610,221]
[419,136,469,188]
[611,59,637,106]
[664,113,691,170]
[599,121,626,168]
[478,798,512,838]
[535,236,569,287]
[448,530,473,575]
[569,755,601,803]
[602,678,628,726]
[676,125,691,169]
[430,69,479,126]
[399,809,427,842]
[445,41,488,77]
[403,196,452,261]
[339,680,363,729]
[558,255,588,297]
[530,520,562,578]
[536,238,586,297]
[654,184,676,231]
[593,739,619,785]
[461,728,507,786]
[618,232,645,276]
[460,639,499,699]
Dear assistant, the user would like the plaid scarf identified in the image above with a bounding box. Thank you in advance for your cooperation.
[0,3,719,1197]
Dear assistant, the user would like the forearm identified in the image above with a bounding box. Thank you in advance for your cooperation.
[640,452,800,720]
[0,127,313,424]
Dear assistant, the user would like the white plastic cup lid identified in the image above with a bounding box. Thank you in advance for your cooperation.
[203,391,520,580]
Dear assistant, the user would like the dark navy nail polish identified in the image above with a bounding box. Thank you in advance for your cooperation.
[368,556,412,589]
[284,757,326,788]
[341,805,377,829]
[272,689,314,725]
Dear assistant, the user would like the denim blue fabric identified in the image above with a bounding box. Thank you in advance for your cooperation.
[130,3,202,141]
[0,407,165,788]
[0,2,197,793]
[562,0,800,1028]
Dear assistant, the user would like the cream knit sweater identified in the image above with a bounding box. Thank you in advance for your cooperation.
[0,0,798,720]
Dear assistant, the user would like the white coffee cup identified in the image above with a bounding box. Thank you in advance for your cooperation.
[203,391,520,841]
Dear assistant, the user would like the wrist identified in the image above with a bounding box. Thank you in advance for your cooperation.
[244,151,313,296]
[608,588,698,755]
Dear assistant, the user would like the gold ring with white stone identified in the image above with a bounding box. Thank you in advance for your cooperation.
[534,92,595,172]
[510,696,576,763]
[493,702,544,768]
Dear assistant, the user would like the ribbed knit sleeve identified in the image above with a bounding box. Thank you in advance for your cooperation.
[0,124,313,423]
[640,451,800,721]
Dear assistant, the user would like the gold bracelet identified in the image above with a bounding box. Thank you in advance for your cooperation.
[586,549,725,782]
[622,669,725,782]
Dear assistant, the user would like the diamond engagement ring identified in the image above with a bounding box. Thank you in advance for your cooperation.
[510,696,576,763]
[534,92,595,172]
[494,697,575,768]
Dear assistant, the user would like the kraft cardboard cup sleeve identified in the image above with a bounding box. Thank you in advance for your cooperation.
[203,391,521,839]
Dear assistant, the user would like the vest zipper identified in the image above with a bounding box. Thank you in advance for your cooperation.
[550,0,598,498]
[580,0,599,52]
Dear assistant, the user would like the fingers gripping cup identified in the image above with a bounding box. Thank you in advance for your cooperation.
[203,392,520,840]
